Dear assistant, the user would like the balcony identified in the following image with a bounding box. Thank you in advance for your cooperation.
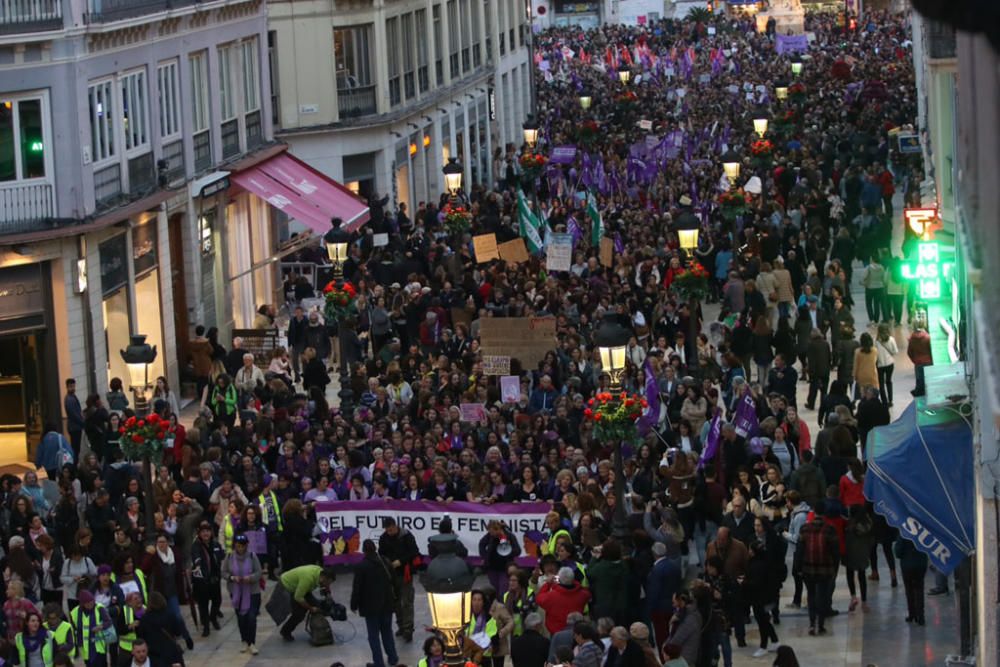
[927,20,957,60]
[0,0,62,34]
[0,181,54,234]
[85,0,199,24]
[337,84,376,118]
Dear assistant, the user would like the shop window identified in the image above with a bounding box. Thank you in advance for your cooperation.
[0,94,48,182]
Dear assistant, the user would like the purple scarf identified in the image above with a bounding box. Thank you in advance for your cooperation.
[229,553,254,614]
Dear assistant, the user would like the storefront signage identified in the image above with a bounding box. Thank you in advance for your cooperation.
[0,264,44,321]
[488,87,496,121]
[556,1,598,12]
[900,242,953,301]
[99,234,129,297]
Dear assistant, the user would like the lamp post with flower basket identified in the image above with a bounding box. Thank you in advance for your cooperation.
[118,410,176,540]
[324,220,357,415]
[750,138,775,170]
[519,152,548,194]
[671,260,711,376]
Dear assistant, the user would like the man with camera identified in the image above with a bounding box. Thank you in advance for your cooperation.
[278,564,338,641]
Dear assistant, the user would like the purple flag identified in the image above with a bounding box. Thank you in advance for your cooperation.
[733,392,759,439]
[638,357,661,435]
[568,217,583,244]
[698,411,722,470]
[613,232,624,254]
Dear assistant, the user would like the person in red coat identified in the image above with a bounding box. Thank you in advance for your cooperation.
[838,459,866,509]
[535,567,591,636]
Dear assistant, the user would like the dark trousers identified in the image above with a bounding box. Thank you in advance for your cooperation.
[804,575,832,628]
[751,603,778,649]
[902,569,926,621]
[864,288,885,322]
[807,374,828,409]
[41,588,62,606]
[236,594,261,645]
[364,613,399,667]
[792,572,804,606]
[914,364,928,397]
[878,364,894,405]
[846,568,868,601]
[887,294,904,323]
[69,430,82,459]
[870,540,896,575]
[194,582,221,630]
[651,609,673,648]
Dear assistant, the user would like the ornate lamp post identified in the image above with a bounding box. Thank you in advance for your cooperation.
[791,60,803,76]
[324,219,355,415]
[721,149,742,185]
[775,83,789,102]
[442,157,463,203]
[752,107,769,138]
[617,66,631,85]
[522,115,540,150]
[578,90,593,111]
[120,334,159,535]
[594,314,632,539]
[422,534,475,666]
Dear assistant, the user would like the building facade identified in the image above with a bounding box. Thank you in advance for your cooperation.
[0,0,276,462]
[268,0,533,214]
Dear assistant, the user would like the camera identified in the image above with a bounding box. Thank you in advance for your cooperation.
[317,596,348,622]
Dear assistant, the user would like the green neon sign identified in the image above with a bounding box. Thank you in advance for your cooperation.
[28,141,42,153]
[900,242,953,300]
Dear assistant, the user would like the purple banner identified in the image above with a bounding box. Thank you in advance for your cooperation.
[550,145,578,164]
[698,412,722,470]
[733,392,759,439]
[315,499,551,565]
[775,34,809,55]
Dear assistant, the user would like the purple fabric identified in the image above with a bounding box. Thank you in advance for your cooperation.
[775,34,809,55]
[229,552,254,615]
[698,412,723,470]
[733,392,759,438]
[638,357,660,435]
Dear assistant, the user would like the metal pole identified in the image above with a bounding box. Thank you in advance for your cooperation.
[609,374,629,541]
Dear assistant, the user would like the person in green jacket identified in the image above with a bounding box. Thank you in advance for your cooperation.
[43,604,75,657]
[278,564,336,641]
[585,539,629,625]
[209,374,238,427]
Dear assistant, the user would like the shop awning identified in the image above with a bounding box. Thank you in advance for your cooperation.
[230,153,370,233]
[863,401,975,575]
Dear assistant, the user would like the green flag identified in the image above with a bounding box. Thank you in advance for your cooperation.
[587,191,604,245]
[517,189,544,253]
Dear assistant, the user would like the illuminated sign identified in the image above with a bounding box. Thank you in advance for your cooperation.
[900,242,953,300]
[904,206,942,240]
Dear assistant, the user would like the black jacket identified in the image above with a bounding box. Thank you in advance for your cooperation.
[138,607,185,667]
[350,554,395,617]
[605,639,646,667]
[378,529,420,579]
[510,629,550,667]
[287,315,309,349]
[190,537,224,585]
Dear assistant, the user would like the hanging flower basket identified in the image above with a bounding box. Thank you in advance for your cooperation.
[118,413,174,461]
[771,108,798,137]
[788,82,807,104]
[577,119,600,145]
[671,261,711,302]
[585,391,647,443]
[718,189,748,222]
[441,203,472,236]
[750,139,774,169]
[323,279,358,323]
[519,152,548,180]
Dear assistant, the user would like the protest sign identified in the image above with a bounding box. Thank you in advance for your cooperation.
[600,237,614,267]
[498,238,530,264]
[316,500,550,565]
[546,233,573,272]
[473,233,499,262]
[550,146,578,164]
[775,34,809,55]
[373,233,389,247]
[481,355,511,376]
[459,402,487,423]
[479,317,557,366]
[638,119,653,131]
[500,375,521,403]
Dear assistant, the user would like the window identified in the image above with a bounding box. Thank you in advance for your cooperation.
[334,25,373,88]
[190,51,210,133]
[432,5,443,85]
[386,17,400,106]
[218,44,236,121]
[471,0,481,67]
[242,38,260,113]
[507,0,515,51]
[120,69,149,154]
[401,12,415,100]
[498,0,505,55]
[447,0,458,78]
[416,9,429,93]
[88,80,115,164]
[157,60,181,139]
[0,93,47,182]
[483,0,491,61]
[459,0,470,72]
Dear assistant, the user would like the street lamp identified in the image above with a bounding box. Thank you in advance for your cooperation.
[324,218,350,279]
[721,149,741,183]
[422,534,475,666]
[791,61,803,76]
[752,108,769,138]
[121,334,157,415]
[617,66,631,85]
[676,209,701,253]
[578,91,592,111]
[593,314,632,540]
[775,84,789,101]
[442,157,463,200]
[522,115,540,149]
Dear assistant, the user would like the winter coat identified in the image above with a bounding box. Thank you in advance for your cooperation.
[586,557,629,623]
[350,553,396,618]
[535,580,591,635]
[845,513,874,572]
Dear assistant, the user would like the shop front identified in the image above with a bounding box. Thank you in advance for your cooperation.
[553,1,601,28]
[0,263,60,465]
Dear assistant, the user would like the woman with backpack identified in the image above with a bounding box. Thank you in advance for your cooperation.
[221,533,262,654]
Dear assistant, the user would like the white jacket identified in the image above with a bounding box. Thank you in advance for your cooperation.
[875,336,898,368]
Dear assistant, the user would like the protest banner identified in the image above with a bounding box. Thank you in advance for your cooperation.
[600,237,614,267]
[479,317,557,366]
[546,232,573,272]
[316,500,551,565]
[550,146,578,164]
[373,233,389,247]
[775,34,809,55]
[498,238,530,264]
[459,402,487,423]
[500,375,521,403]
[472,233,500,262]
[481,355,511,376]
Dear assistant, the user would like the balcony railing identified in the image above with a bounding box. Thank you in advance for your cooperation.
[85,0,199,23]
[0,181,54,234]
[221,118,240,160]
[0,0,62,34]
[94,163,123,210]
[337,84,377,118]
[928,20,957,60]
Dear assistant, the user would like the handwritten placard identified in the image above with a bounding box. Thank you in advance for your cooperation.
[459,403,487,423]
[600,237,614,267]
[482,355,511,376]
[373,233,389,247]
[546,233,573,272]
[479,317,557,366]
[500,376,521,403]
[473,233,499,263]
[498,238,530,264]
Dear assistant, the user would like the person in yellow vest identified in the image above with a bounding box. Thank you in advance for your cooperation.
[417,635,446,667]
[257,475,283,580]
[502,568,534,638]
[42,603,75,657]
[112,555,148,605]
[463,587,514,667]
[69,590,111,667]
[16,611,54,667]
[115,591,144,667]
[221,499,244,553]
[555,541,589,588]
[541,511,571,557]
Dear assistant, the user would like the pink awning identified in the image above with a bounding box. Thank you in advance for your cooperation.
[230,153,370,233]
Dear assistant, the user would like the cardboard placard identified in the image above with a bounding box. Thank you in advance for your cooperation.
[482,355,511,376]
[479,317,557,366]
[500,376,521,403]
[373,233,389,247]
[638,119,653,131]
[498,238,530,264]
[459,403,487,423]
[473,233,500,263]
[600,237,614,267]
[546,233,573,272]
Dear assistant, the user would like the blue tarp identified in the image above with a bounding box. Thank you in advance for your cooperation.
[863,403,974,575]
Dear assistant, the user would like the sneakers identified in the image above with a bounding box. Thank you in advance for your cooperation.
[240,643,248,653]
[928,587,949,596]
[808,626,816,636]
[785,602,801,609]
[768,645,780,652]
[848,597,859,612]
[249,644,259,655]
[752,648,768,658]
[281,632,294,642]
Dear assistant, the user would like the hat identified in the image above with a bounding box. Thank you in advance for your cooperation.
[263,474,275,487]
[78,590,95,605]
[234,534,249,545]
[390,283,401,290]
[97,564,113,575]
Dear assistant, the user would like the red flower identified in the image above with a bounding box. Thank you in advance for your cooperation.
[137,420,145,428]
[118,427,125,434]
[156,431,165,440]
[131,434,143,444]
[584,408,593,418]
[126,416,136,427]
[323,281,335,294]
[624,398,635,407]
[147,414,160,424]
[594,413,602,421]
